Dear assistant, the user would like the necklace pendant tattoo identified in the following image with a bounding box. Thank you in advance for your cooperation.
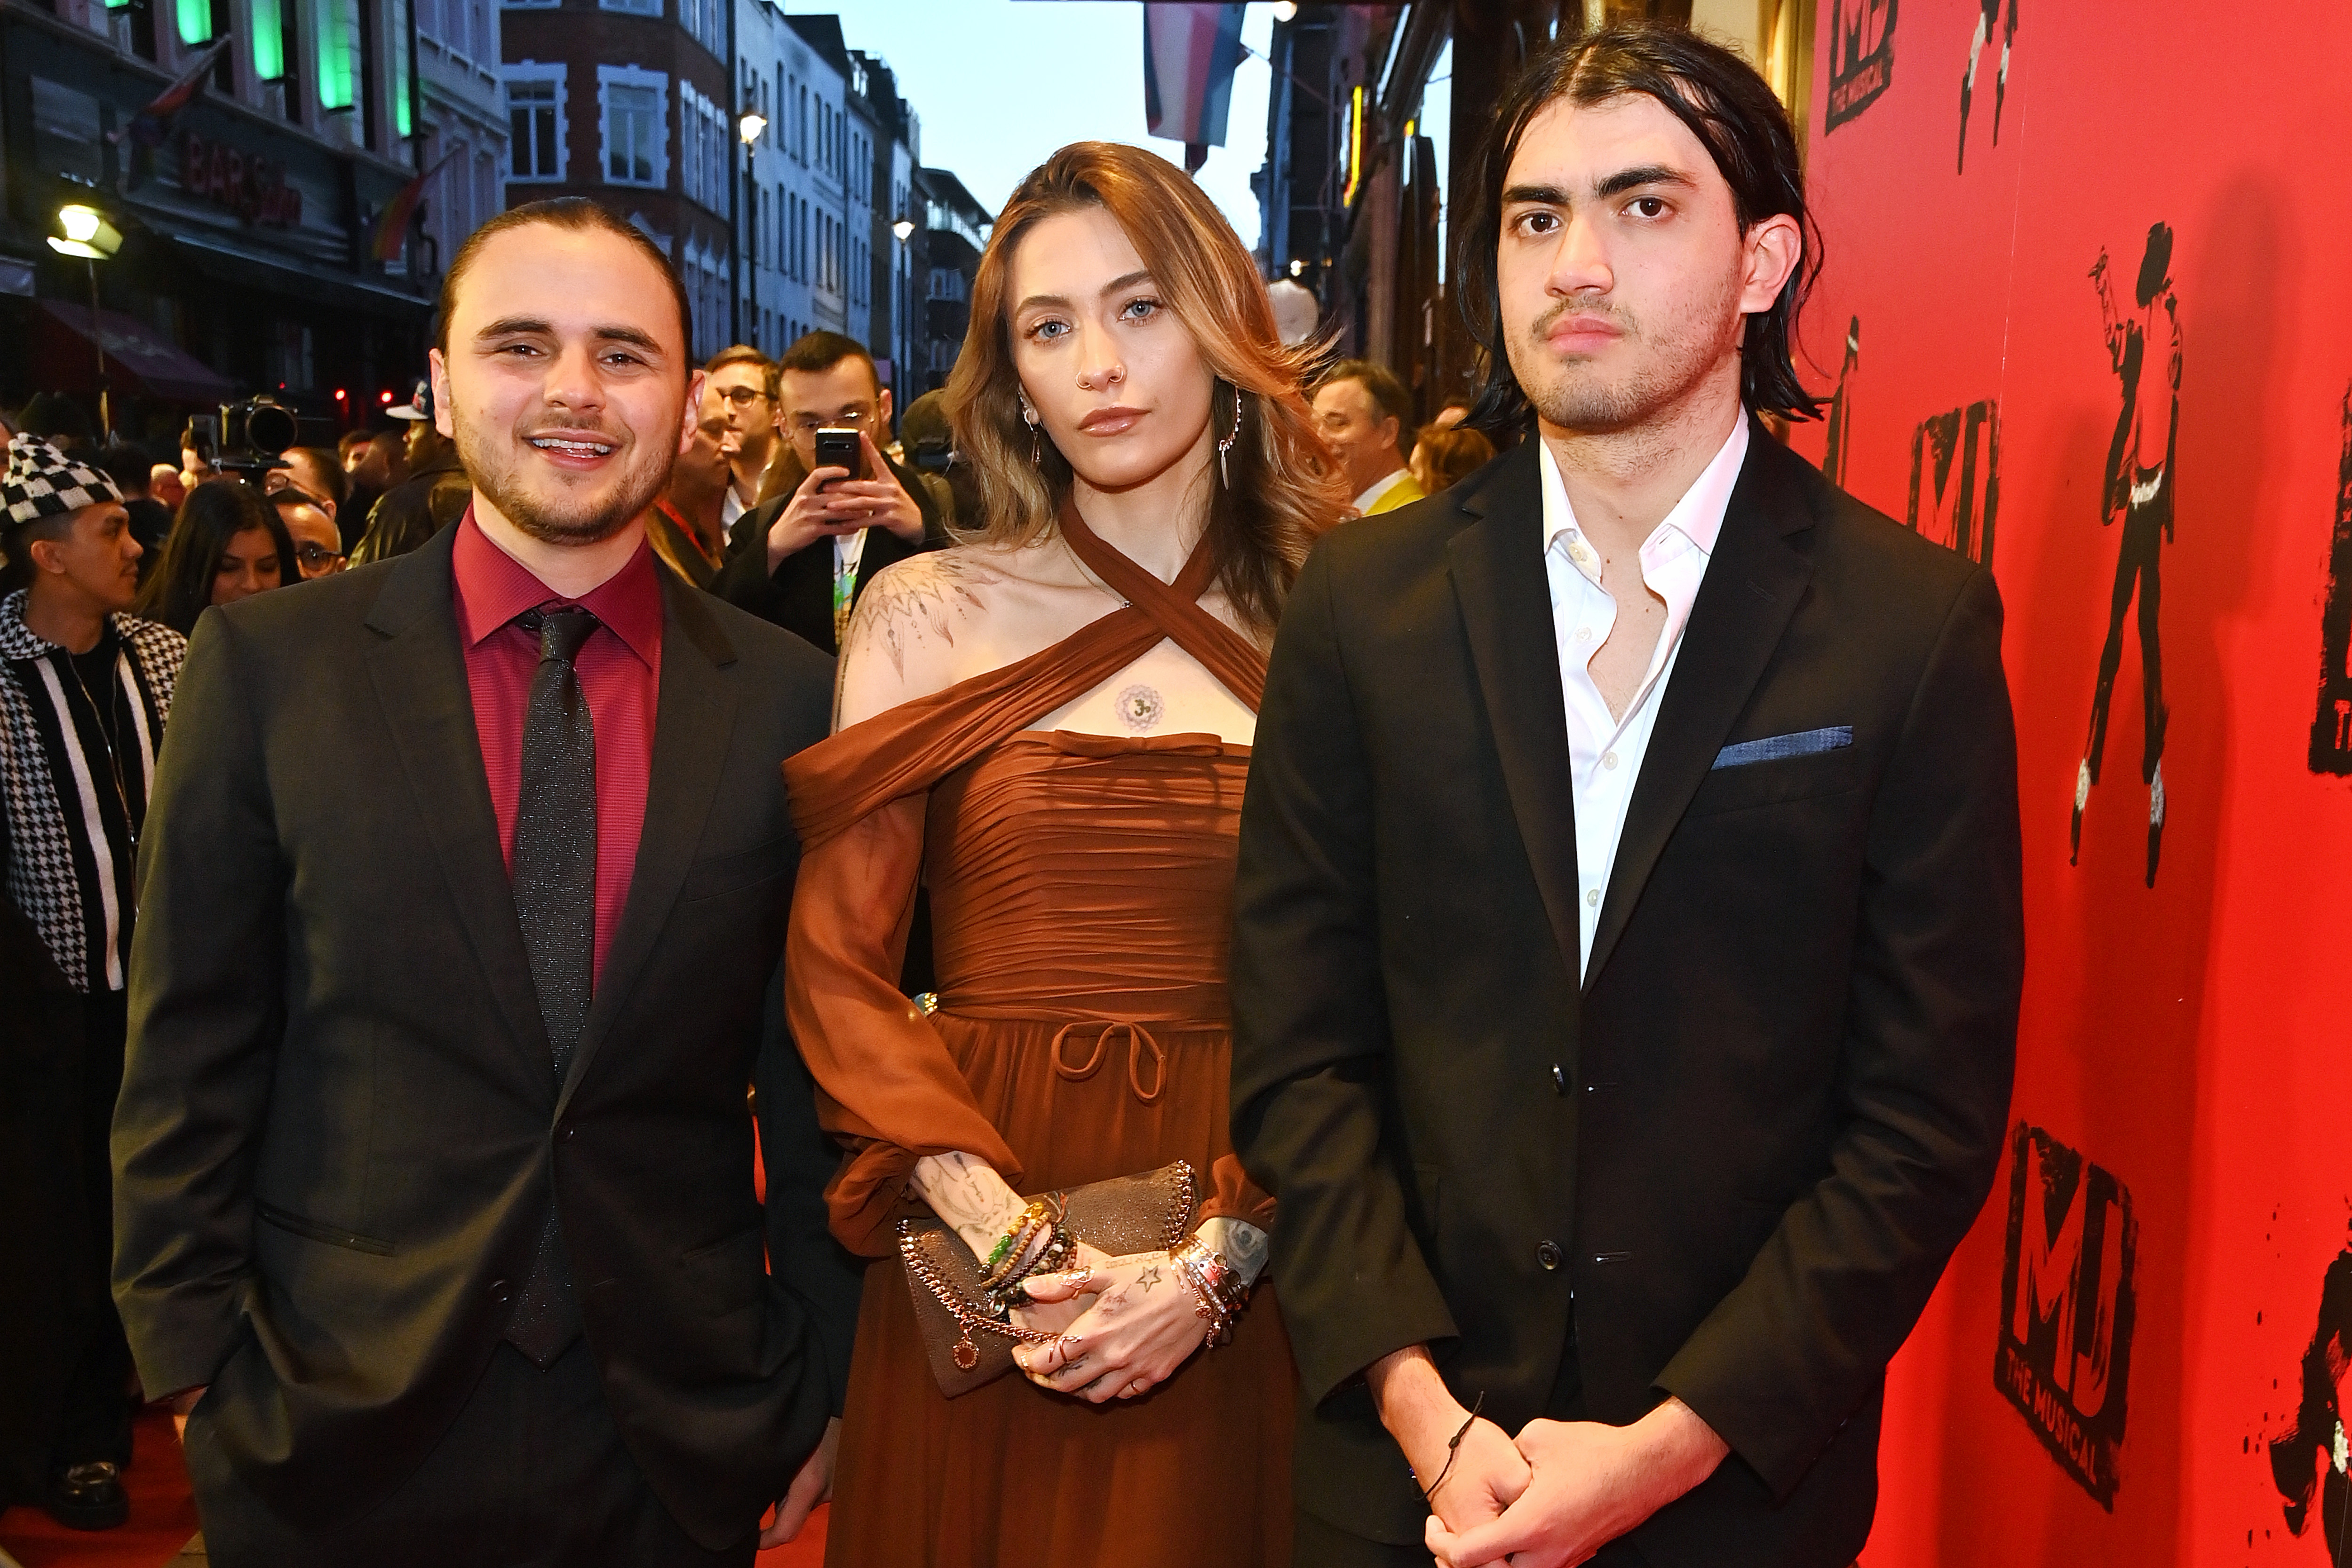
[1115,684,1165,734]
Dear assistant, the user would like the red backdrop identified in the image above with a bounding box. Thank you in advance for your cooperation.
[1788,2,2352,1562]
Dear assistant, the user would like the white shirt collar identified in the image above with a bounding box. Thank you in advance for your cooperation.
[1353,466,1414,513]
[1536,415,1749,575]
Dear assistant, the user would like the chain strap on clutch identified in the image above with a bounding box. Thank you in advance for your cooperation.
[898,1159,1201,1397]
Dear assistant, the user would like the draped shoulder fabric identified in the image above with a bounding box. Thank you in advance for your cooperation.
[782,502,1269,1255]
[782,504,1291,1566]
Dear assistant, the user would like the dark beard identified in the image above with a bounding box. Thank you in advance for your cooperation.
[458,420,672,547]
[1516,281,1746,436]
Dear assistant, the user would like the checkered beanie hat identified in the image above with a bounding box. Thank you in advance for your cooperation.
[3,433,123,526]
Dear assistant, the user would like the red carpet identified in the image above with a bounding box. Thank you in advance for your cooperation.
[0,1410,198,1567]
[0,1409,827,1567]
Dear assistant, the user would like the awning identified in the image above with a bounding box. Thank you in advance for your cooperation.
[168,231,437,321]
[33,298,233,406]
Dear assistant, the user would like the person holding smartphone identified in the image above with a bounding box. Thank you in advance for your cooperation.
[713,331,939,657]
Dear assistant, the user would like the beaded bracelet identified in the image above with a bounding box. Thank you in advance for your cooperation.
[1169,1235,1250,1347]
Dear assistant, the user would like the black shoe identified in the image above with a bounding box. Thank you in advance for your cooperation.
[46,1459,130,1530]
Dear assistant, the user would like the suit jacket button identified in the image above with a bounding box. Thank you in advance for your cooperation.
[561,1126,578,1142]
[1536,1241,1563,1270]
[489,1278,513,1305]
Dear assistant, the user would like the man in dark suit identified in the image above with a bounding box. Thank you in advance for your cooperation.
[713,331,938,656]
[1232,25,2022,1568]
[112,198,857,1566]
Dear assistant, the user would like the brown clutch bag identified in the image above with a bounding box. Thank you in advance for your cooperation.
[897,1160,1198,1398]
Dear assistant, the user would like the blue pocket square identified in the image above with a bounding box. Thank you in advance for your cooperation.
[1712,726,1854,770]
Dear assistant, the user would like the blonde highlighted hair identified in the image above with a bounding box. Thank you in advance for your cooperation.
[945,142,1346,634]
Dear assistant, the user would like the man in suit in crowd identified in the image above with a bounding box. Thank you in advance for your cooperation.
[112,196,857,1566]
[702,345,782,540]
[1313,358,1427,519]
[713,331,938,657]
[1232,24,2022,1568]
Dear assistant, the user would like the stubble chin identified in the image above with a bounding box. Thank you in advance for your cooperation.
[458,422,668,546]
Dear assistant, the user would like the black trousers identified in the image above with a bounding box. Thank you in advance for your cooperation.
[1292,1334,1646,1568]
[187,1340,758,1568]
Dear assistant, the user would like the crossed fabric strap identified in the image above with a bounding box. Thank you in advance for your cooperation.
[784,499,1267,850]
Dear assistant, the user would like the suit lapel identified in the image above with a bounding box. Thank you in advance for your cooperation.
[556,572,738,1113]
[362,531,554,1078]
[1446,447,1584,989]
[1584,423,1818,989]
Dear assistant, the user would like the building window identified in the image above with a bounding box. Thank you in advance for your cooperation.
[504,67,564,181]
[597,66,668,187]
[598,0,659,15]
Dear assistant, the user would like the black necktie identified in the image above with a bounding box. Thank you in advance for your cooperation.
[504,605,597,1365]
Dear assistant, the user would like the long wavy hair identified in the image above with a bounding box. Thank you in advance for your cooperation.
[945,142,1345,635]
[135,478,296,636]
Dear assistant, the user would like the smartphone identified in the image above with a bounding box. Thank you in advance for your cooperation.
[813,427,865,485]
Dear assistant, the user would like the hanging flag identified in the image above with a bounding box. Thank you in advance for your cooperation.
[1143,4,1246,173]
[110,36,233,187]
[369,150,458,264]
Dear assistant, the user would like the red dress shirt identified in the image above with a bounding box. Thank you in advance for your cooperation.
[451,508,662,985]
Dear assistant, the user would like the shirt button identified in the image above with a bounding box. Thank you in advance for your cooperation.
[1602,752,1618,770]
[1586,889,1600,907]
[1576,626,1593,642]
[1536,1241,1563,1270]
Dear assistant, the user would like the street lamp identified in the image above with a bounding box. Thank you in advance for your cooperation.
[1270,1,1297,18]
[48,203,124,440]
[739,111,767,351]
[891,214,914,243]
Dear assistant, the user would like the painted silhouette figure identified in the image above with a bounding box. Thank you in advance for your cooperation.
[2072,222,2178,887]
[2270,1234,2352,1566]
[1958,0,2018,172]
[1823,315,1859,487]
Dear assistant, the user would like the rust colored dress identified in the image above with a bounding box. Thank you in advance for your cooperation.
[782,512,1294,1567]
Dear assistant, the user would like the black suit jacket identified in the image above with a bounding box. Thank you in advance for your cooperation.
[111,525,859,1550]
[712,451,940,657]
[1230,425,2023,1565]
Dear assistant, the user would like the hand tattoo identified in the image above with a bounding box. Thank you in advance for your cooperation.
[1137,1266,1163,1294]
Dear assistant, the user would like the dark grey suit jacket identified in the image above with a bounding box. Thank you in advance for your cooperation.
[1232,425,2023,1565]
[111,524,857,1549]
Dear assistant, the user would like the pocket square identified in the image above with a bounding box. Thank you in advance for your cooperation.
[1712,726,1854,770]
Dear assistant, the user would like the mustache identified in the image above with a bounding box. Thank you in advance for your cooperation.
[1529,298,1634,341]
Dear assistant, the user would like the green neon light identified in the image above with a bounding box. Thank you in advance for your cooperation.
[176,0,212,45]
[388,0,411,135]
[313,0,356,111]
[250,0,285,79]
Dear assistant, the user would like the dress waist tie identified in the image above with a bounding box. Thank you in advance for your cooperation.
[1050,1020,1167,1105]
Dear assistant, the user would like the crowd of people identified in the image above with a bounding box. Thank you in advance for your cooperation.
[0,22,2024,1568]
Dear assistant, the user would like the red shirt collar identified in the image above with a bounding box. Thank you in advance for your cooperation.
[451,505,663,668]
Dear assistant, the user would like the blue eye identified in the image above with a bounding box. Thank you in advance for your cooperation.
[1121,298,1160,320]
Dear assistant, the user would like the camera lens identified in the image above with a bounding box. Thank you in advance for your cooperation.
[247,401,300,456]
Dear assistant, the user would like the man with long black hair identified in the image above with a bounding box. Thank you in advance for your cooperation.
[1233,23,2023,1568]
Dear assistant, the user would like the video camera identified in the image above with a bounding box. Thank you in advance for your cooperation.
[189,396,301,478]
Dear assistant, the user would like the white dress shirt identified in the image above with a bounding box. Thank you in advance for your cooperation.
[1541,417,1749,980]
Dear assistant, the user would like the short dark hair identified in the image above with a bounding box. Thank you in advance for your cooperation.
[437,198,691,362]
[778,330,881,399]
[706,344,780,401]
[286,447,350,507]
[1321,359,1413,437]
[1456,22,1824,431]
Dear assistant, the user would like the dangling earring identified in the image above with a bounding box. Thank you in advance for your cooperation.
[1216,385,1245,489]
[1021,398,1041,466]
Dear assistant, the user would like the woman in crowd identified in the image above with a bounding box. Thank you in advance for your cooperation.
[1409,420,1498,497]
[134,479,294,636]
[782,141,1346,1564]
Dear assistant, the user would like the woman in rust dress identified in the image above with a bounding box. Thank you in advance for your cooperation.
[781,143,1346,1565]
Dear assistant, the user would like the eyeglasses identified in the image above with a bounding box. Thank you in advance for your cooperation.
[294,542,346,570]
[789,410,871,433]
[716,387,773,408]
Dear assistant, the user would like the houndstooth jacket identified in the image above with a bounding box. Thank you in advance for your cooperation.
[0,589,185,993]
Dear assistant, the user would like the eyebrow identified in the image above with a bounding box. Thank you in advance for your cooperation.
[1011,269,1158,317]
[1502,165,1698,207]
[473,316,666,353]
